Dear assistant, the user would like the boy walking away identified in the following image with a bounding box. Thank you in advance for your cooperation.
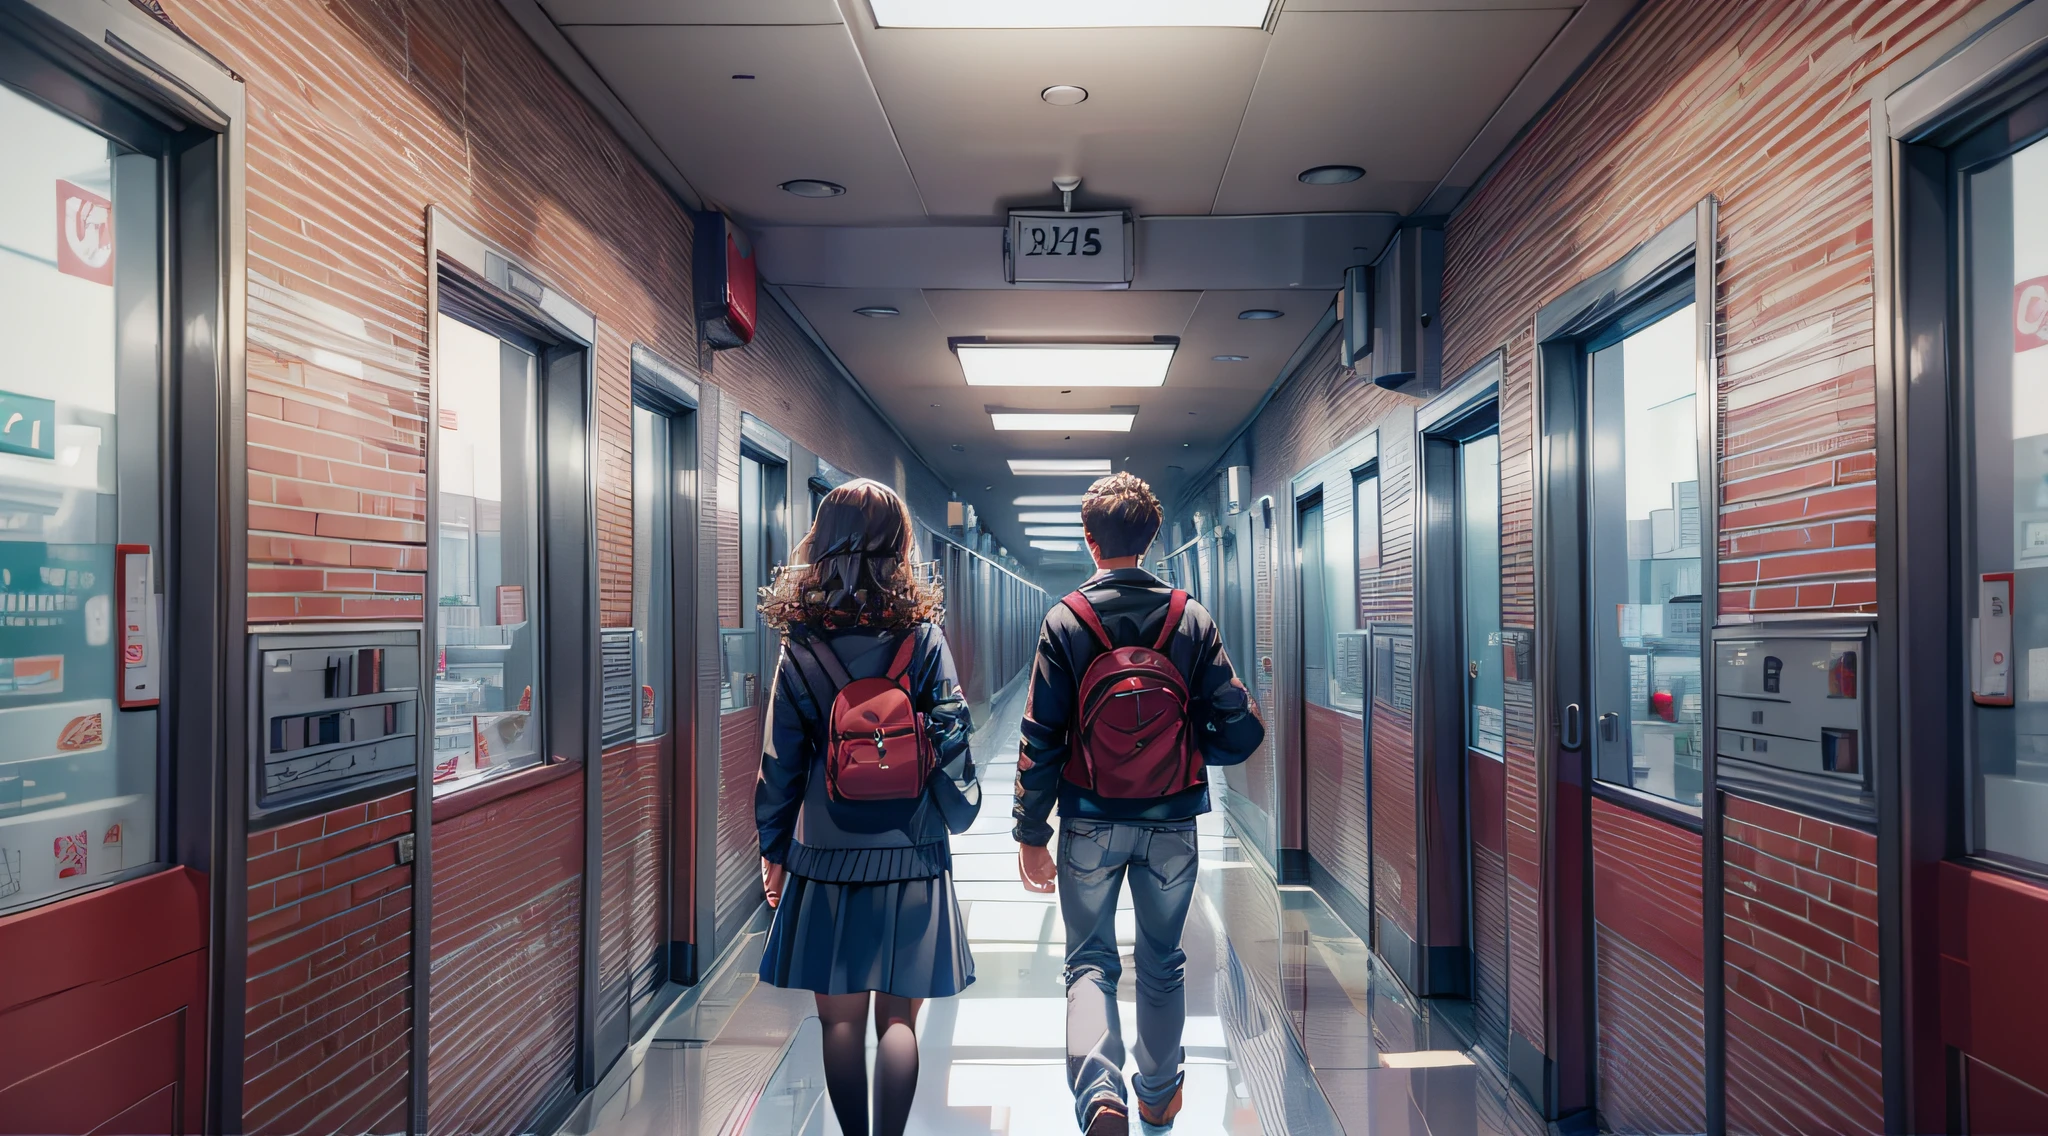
[1013,472,1265,1135]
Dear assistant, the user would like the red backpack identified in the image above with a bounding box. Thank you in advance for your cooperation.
[1062,589,1204,799]
[793,631,934,802]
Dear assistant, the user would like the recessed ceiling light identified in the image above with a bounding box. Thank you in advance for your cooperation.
[1377,1051,1475,1069]
[1212,354,1249,362]
[959,343,1174,387]
[1298,164,1366,185]
[1238,309,1283,321]
[1041,85,1088,106]
[780,179,846,198]
[1009,458,1113,476]
[1015,495,1084,506]
[871,0,1271,27]
[1019,511,1085,524]
[1025,526,1087,538]
[1030,539,1085,552]
[990,409,1137,433]
[855,305,900,318]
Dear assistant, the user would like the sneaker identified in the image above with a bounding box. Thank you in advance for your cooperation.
[1084,1098,1129,1136]
[1138,1086,1184,1128]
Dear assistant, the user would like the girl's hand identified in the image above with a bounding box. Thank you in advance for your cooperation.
[762,857,787,908]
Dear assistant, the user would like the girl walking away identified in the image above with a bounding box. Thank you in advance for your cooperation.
[754,479,981,1136]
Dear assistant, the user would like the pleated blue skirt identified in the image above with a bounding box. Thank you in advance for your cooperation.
[760,871,974,999]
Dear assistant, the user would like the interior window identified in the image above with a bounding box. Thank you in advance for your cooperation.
[1966,132,2048,870]
[1588,303,1705,805]
[631,405,671,739]
[0,84,162,911]
[1299,498,1333,708]
[724,452,785,712]
[1461,435,1505,758]
[432,314,542,793]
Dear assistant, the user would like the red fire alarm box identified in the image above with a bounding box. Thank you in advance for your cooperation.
[696,211,757,349]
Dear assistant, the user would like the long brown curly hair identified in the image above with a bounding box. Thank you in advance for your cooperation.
[758,478,943,632]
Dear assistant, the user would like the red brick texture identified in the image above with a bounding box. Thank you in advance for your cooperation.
[715,705,765,948]
[1591,798,1706,1135]
[427,773,583,1135]
[243,793,414,1135]
[1721,794,1881,1135]
[1304,702,1369,910]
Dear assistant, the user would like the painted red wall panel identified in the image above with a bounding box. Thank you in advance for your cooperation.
[428,774,583,1135]
[716,706,765,947]
[1590,798,1705,1135]
[1368,699,1418,942]
[1938,860,2048,1101]
[599,739,666,1021]
[1722,794,1881,1135]
[244,791,414,1134]
[0,868,208,1136]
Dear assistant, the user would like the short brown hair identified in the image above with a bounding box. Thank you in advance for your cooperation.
[1081,472,1162,559]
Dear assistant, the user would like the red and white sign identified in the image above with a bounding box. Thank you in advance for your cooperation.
[2019,276,2048,353]
[55,179,114,286]
[53,830,88,879]
[496,583,525,626]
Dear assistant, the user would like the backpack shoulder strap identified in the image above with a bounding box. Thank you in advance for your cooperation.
[884,627,921,685]
[794,630,854,692]
[1152,589,1189,652]
[1062,591,1113,651]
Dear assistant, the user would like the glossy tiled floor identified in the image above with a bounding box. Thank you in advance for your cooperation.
[564,684,1549,1136]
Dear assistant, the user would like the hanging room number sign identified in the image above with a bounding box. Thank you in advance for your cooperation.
[1005,210,1133,286]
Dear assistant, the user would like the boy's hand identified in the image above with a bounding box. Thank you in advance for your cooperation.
[1017,841,1056,893]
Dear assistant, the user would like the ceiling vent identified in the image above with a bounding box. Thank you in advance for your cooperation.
[1369,225,1444,393]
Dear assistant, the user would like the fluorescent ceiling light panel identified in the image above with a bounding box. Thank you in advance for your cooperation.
[1025,526,1087,538]
[1018,512,1084,524]
[989,409,1137,433]
[1014,495,1084,507]
[871,0,1271,28]
[1030,540,1085,552]
[1008,459,1112,476]
[960,344,1174,388]
[1377,1051,1475,1069]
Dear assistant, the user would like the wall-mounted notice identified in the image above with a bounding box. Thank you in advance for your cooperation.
[1977,572,2014,707]
[116,544,158,709]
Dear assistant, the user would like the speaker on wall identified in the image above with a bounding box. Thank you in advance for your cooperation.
[1369,224,1444,393]
[695,211,757,349]
[1339,263,1374,369]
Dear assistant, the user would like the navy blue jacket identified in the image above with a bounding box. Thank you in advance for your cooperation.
[1012,567,1264,846]
[755,621,980,882]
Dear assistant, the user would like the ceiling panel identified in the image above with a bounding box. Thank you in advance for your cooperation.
[847,25,1272,219]
[563,23,928,225]
[1283,0,1575,8]
[542,0,842,23]
[1212,7,1574,215]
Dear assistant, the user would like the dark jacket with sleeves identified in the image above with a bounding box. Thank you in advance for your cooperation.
[755,620,980,882]
[1012,567,1265,847]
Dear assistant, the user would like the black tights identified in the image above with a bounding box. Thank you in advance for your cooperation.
[814,992,921,1136]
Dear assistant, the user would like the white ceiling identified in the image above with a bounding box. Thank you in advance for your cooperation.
[533,0,1628,567]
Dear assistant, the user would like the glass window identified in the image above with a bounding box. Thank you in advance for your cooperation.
[1356,469,1382,573]
[432,314,542,794]
[1299,498,1330,707]
[723,452,784,712]
[631,405,671,739]
[0,85,162,912]
[1461,435,1505,758]
[1588,303,1704,805]
[1966,133,2048,870]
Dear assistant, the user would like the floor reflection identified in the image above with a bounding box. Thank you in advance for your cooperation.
[571,684,1548,1136]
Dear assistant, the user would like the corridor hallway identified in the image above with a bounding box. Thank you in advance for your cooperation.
[561,684,1546,1136]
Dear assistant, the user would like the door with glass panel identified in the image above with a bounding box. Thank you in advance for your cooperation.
[1585,304,1705,809]
[1455,421,1510,1054]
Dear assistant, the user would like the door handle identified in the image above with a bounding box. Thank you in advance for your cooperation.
[1599,712,1619,742]
[1561,703,1583,750]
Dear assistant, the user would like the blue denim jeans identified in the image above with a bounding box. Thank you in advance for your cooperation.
[1057,818,1199,1128]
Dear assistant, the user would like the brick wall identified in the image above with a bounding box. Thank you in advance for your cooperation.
[714,705,764,951]
[1304,702,1369,916]
[1590,798,1707,1135]
[1721,794,1881,1134]
[428,772,583,1135]
[243,793,414,1134]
